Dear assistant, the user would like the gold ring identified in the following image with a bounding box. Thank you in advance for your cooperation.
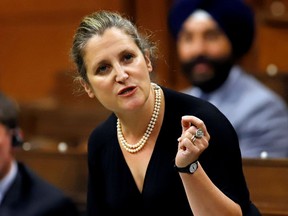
[191,135,197,144]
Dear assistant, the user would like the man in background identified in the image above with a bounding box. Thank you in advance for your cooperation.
[0,92,80,216]
[167,0,288,158]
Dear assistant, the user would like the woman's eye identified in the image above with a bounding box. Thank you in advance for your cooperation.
[123,54,133,62]
[97,65,109,74]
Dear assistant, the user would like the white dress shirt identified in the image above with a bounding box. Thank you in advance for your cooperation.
[0,160,18,205]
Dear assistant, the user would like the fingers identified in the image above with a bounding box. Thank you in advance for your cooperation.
[176,115,210,167]
[179,115,210,142]
[176,135,202,167]
[180,130,208,150]
[181,115,207,133]
[181,117,192,132]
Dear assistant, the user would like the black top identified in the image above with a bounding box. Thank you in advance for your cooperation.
[86,86,254,215]
[0,162,80,216]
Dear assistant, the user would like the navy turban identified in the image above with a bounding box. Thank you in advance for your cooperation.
[168,0,255,59]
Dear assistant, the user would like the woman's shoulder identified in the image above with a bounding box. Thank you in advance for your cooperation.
[87,114,117,150]
[162,85,237,137]
[91,114,116,134]
[162,86,223,114]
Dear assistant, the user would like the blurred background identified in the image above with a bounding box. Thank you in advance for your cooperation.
[1,0,288,144]
[1,0,288,215]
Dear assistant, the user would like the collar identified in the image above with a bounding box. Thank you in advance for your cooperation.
[0,160,18,205]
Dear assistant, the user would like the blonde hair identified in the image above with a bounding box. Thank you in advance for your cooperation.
[70,10,158,84]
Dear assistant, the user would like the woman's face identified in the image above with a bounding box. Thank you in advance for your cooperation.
[82,27,153,114]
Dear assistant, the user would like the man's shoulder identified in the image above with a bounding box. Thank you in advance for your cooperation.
[10,162,80,215]
[17,162,68,198]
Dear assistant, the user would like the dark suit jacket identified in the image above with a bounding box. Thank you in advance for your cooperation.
[0,162,80,216]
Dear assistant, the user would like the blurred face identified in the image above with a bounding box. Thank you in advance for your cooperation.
[81,27,153,115]
[177,12,233,91]
[0,124,14,179]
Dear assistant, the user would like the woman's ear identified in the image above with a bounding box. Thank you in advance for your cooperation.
[80,79,95,98]
[144,51,153,72]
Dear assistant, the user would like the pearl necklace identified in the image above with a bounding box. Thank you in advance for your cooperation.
[117,83,161,153]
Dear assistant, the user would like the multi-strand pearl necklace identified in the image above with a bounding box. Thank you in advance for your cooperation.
[117,83,161,153]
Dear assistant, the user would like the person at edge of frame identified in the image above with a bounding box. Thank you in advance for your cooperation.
[0,92,81,216]
[70,10,261,215]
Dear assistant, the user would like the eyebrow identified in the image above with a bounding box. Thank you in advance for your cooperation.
[91,48,136,71]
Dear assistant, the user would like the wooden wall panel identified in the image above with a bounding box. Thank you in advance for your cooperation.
[0,0,133,103]
[0,24,76,102]
[0,0,126,13]
[243,158,288,216]
[257,25,288,72]
[134,1,172,87]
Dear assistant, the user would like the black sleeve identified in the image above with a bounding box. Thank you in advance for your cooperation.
[196,101,251,214]
[163,87,252,214]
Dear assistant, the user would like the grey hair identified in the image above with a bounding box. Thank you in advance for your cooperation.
[70,10,158,84]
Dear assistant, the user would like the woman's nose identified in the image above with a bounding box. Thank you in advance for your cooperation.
[115,65,129,82]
